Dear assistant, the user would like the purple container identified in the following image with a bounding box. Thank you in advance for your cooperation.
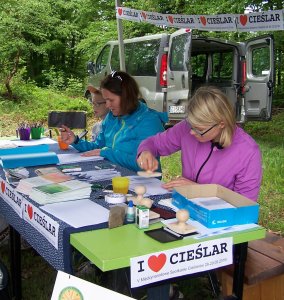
[18,127,31,140]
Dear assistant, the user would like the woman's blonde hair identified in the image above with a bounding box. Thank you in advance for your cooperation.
[187,86,236,147]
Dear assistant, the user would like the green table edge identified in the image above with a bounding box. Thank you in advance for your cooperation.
[70,223,266,272]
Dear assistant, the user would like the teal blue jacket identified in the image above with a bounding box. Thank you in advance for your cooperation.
[72,102,168,171]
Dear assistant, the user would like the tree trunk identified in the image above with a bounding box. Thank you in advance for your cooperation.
[5,50,20,99]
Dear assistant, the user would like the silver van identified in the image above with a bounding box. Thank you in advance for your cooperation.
[86,29,274,125]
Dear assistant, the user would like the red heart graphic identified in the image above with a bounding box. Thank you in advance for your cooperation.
[200,16,206,26]
[168,16,174,24]
[118,8,122,16]
[148,253,167,272]
[240,15,248,26]
[142,12,147,20]
[1,181,5,194]
[27,205,33,220]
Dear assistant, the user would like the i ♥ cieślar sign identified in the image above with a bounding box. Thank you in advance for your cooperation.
[130,237,232,288]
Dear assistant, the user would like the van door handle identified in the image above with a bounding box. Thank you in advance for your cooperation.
[181,74,185,88]
[267,80,273,96]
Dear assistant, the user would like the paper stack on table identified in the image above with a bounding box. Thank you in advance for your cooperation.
[41,199,110,228]
[128,175,168,196]
[29,180,92,205]
[16,173,73,195]
[75,169,121,182]
[57,153,103,164]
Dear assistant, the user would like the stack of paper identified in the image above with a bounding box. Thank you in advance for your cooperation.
[29,180,92,205]
[128,176,168,196]
[76,169,121,182]
[16,173,73,195]
[57,153,103,164]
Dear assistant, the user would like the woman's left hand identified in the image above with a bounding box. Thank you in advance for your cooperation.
[162,177,197,191]
[81,149,101,157]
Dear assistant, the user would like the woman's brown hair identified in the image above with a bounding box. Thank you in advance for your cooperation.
[100,71,140,115]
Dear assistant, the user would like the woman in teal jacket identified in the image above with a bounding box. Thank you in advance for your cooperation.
[60,71,167,172]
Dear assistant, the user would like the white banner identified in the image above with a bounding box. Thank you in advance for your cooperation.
[140,11,166,26]
[196,14,237,31]
[0,178,23,217]
[130,237,233,288]
[236,10,284,31]
[165,14,198,29]
[116,7,141,22]
[116,6,284,32]
[22,199,59,249]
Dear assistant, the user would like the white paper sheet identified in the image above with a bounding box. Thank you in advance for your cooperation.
[57,153,104,164]
[76,169,121,181]
[12,137,57,146]
[41,199,109,228]
[127,175,169,196]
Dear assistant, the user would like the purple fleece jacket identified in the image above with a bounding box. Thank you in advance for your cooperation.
[137,120,262,201]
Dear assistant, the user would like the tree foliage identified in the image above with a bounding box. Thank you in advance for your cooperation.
[0,0,283,98]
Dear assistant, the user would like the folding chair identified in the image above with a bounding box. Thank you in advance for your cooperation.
[47,111,87,139]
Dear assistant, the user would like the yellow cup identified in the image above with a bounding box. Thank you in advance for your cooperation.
[112,177,129,194]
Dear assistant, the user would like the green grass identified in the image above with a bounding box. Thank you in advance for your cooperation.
[0,85,283,299]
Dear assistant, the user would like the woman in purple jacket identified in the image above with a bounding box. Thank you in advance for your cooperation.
[137,86,262,201]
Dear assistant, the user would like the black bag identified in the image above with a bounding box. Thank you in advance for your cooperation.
[0,259,10,300]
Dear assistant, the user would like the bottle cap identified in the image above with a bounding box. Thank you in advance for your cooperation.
[128,200,134,207]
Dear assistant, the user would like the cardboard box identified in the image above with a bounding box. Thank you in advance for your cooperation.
[172,184,259,228]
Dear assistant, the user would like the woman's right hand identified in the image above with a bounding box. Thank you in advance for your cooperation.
[137,151,159,172]
[59,125,76,145]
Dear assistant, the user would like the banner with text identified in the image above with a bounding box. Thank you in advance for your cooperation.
[130,237,233,288]
[0,178,23,217]
[22,199,59,249]
[116,7,284,32]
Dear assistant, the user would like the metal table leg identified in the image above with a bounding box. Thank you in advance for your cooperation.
[9,225,21,300]
[231,242,248,300]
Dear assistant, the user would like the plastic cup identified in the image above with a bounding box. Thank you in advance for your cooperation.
[31,127,44,139]
[112,177,129,194]
[57,136,69,150]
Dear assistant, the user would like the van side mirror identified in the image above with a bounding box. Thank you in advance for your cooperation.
[87,61,95,75]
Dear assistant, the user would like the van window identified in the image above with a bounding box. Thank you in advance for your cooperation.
[252,46,270,76]
[95,45,110,73]
[211,51,233,81]
[170,34,190,71]
[110,40,160,76]
[127,40,160,76]
[110,46,120,71]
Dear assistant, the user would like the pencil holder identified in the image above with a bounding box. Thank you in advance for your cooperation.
[17,127,31,140]
[31,127,44,139]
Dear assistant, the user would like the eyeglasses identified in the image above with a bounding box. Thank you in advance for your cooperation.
[190,124,218,136]
[111,71,122,81]
[93,102,106,108]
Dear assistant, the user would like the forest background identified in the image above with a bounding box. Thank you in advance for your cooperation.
[0,0,284,100]
[0,1,283,299]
